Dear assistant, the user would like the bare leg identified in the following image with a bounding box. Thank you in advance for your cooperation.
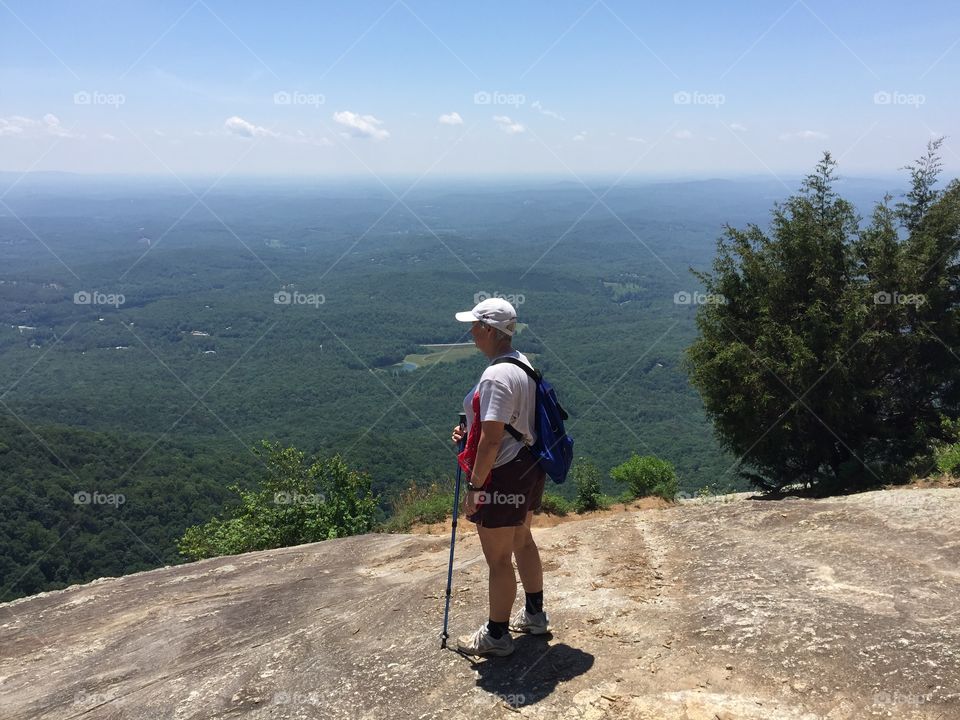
[513,511,543,594]
[477,525,517,622]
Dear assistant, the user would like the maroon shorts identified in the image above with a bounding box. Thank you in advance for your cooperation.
[469,446,546,528]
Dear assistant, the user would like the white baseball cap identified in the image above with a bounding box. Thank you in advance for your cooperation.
[455,297,517,336]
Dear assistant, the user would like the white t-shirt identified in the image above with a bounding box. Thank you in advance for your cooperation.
[463,350,537,468]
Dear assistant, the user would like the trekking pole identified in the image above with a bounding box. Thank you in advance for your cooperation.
[440,412,467,649]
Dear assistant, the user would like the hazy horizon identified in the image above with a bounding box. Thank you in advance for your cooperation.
[1,0,957,180]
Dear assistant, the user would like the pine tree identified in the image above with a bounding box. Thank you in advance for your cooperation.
[686,144,960,493]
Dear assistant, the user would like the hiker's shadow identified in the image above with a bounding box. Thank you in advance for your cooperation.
[464,634,594,709]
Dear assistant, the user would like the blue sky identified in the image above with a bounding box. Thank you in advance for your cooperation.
[1,0,957,178]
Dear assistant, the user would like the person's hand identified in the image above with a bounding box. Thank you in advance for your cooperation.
[451,424,466,444]
[463,488,479,515]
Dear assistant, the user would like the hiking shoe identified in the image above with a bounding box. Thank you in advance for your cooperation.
[457,624,515,657]
[510,607,550,635]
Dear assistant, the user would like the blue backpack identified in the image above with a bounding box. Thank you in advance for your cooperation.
[493,357,574,483]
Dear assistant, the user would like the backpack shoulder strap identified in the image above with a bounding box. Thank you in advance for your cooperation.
[491,356,539,444]
[492,356,541,383]
[502,423,524,442]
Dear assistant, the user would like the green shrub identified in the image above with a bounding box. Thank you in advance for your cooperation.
[934,416,960,476]
[572,458,605,513]
[178,441,377,560]
[381,482,453,533]
[613,489,635,504]
[539,493,571,516]
[935,443,960,475]
[610,454,679,501]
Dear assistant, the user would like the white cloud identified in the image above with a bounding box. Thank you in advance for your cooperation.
[627,136,648,144]
[493,115,525,135]
[100,133,117,141]
[333,110,390,141]
[42,114,74,137]
[0,117,26,136]
[730,123,747,132]
[438,112,463,126]
[572,131,586,142]
[779,129,828,141]
[674,129,693,140]
[224,116,278,139]
[216,119,331,147]
[0,114,79,138]
[531,100,564,121]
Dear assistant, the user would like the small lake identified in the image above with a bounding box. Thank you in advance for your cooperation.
[389,361,419,372]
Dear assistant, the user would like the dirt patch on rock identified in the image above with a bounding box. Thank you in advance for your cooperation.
[408,496,671,535]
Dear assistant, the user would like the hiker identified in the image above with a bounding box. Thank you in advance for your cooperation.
[451,297,549,657]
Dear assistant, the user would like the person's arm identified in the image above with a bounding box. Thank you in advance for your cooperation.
[464,420,504,513]
[464,375,514,513]
[470,420,504,487]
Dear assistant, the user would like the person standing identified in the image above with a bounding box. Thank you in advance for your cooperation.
[451,297,550,657]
